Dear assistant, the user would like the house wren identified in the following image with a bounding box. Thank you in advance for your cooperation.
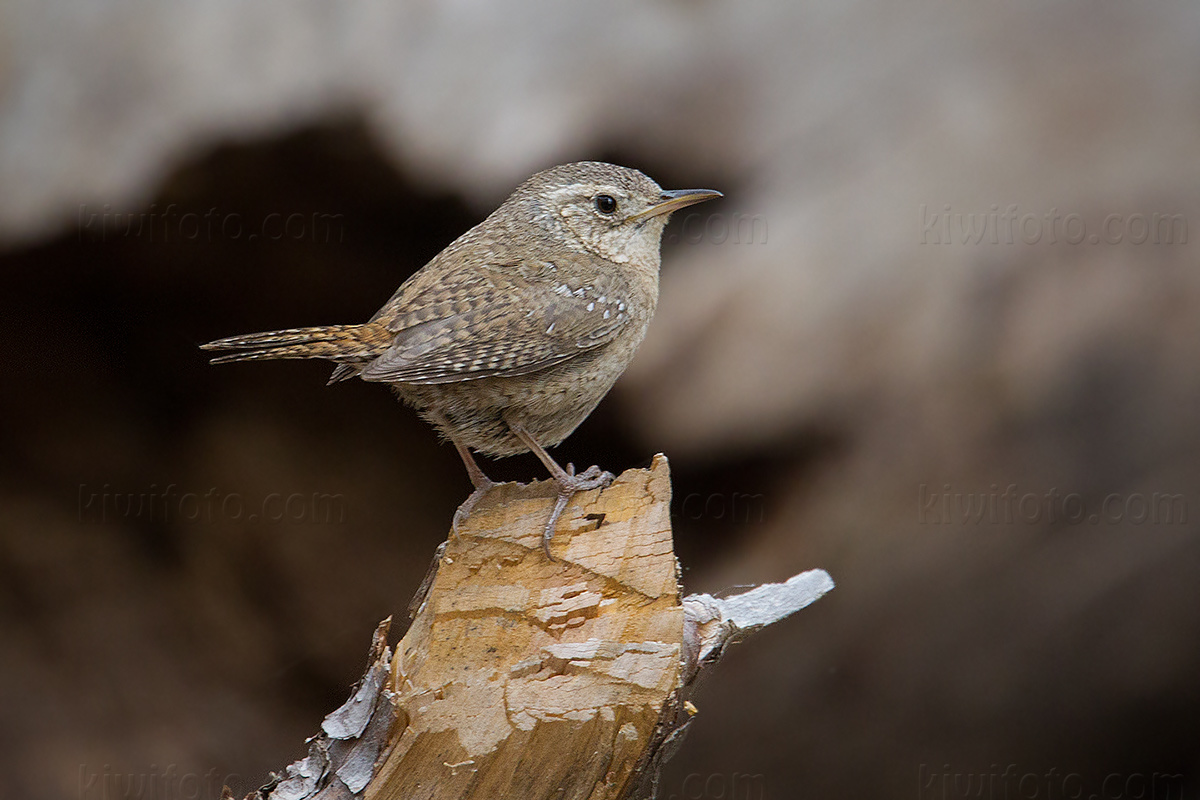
[202,161,720,558]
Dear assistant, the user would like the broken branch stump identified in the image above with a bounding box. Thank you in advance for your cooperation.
[233,454,834,800]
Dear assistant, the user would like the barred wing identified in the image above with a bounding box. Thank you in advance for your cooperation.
[358,264,633,385]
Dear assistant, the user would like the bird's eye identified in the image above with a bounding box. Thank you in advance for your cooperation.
[594,195,618,215]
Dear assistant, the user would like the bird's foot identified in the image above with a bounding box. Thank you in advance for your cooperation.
[452,477,497,536]
[565,463,616,489]
[541,463,615,560]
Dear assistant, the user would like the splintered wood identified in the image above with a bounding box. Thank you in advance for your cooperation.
[233,454,835,800]
[370,454,681,800]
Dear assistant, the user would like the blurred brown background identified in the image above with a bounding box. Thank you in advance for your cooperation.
[2,2,1198,799]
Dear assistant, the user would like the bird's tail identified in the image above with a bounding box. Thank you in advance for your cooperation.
[201,323,392,383]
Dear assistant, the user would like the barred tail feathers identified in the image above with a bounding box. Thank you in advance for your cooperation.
[200,324,390,371]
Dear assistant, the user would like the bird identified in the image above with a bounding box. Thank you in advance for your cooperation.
[201,161,720,558]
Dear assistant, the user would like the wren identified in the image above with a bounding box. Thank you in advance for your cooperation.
[202,161,720,558]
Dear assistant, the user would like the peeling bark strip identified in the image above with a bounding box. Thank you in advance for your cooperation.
[230,455,833,800]
[231,619,399,800]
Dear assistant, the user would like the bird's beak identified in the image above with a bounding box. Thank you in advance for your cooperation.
[631,188,723,222]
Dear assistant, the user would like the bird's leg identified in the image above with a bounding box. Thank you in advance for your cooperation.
[451,439,497,535]
[506,420,614,559]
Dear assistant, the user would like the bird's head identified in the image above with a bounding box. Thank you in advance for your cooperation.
[507,161,721,266]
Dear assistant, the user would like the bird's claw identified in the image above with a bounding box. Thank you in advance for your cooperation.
[541,465,615,560]
[569,465,615,490]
